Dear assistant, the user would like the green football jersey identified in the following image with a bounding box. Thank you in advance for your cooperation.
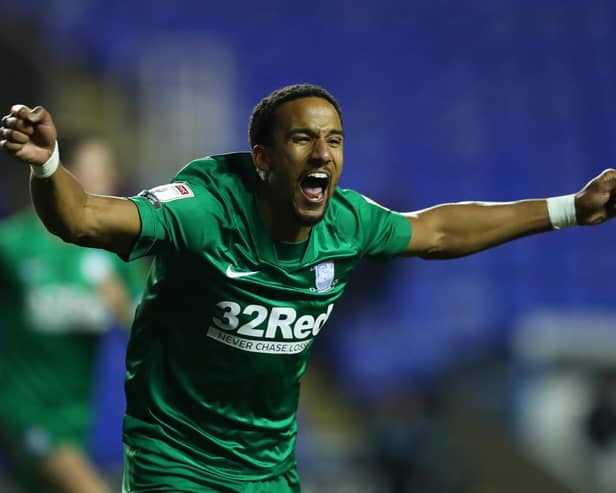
[124,152,411,486]
[0,209,138,444]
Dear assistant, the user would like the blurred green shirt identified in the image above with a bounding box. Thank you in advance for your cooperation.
[0,209,143,447]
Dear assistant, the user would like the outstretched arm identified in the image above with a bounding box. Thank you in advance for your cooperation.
[403,169,616,259]
[1,105,141,258]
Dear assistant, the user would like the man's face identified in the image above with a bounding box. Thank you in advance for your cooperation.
[262,97,344,226]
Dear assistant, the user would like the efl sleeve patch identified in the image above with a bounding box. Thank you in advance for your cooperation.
[141,182,195,204]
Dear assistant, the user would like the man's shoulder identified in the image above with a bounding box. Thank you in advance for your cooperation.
[331,187,394,213]
[326,187,396,233]
[176,152,255,184]
[170,152,255,205]
[329,187,368,213]
[321,187,364,238]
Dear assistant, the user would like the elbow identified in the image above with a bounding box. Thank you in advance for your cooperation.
[44,221,90,247]
[43,220,73,243]
[418,230,450,259]
[420,248,445,260]
[421,248,455,260]
[46,225,75,244]
[419,231,470,260]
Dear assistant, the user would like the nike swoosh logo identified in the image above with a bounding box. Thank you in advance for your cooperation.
[225,265,259,279]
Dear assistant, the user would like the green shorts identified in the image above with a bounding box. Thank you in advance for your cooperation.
[122,444,301,493]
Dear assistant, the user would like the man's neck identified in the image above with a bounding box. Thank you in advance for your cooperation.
[256,193,311,242]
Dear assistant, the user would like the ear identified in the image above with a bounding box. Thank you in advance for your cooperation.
[252,145,270,181]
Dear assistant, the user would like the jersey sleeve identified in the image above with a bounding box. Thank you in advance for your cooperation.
[337,189,412,260]
[127,162,226,260]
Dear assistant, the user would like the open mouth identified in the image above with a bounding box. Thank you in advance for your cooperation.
[300,172,330,203]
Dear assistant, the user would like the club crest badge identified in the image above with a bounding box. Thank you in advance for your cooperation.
[312,261,336,292]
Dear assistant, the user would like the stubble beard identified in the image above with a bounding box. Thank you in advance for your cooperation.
[291,199,329,227]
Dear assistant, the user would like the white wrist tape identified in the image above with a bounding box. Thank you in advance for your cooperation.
[30,141,59,178]
[546,194,577,230]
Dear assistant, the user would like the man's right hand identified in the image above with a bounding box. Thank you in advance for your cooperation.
[0,105,57,166]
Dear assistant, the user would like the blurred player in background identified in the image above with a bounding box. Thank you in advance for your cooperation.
[1,84,616,492]
[0,136,145,493]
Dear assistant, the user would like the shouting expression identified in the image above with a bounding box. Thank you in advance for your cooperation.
[255,97,344,226]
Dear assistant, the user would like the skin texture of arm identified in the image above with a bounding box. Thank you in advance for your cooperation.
[403,199,551,259]
[403,168,616,259]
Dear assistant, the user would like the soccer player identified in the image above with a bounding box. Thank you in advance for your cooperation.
[0,136,144,493]
[1,83,615,492]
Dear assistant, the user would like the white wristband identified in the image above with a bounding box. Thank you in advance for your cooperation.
[546,194,577,230]
[30,141,59,178]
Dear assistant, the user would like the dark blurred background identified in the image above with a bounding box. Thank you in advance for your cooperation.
[1,1,616,492]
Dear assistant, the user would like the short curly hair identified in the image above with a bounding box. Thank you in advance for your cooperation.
[248,83,343,148]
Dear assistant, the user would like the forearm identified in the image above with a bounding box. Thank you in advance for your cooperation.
[404,199,552,259]
[30,164,90,241]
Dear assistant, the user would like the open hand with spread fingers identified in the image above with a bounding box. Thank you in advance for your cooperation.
[0,105,57,166]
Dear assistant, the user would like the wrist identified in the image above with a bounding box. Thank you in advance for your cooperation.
[30,141,59,179]
[546,194,577,230]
